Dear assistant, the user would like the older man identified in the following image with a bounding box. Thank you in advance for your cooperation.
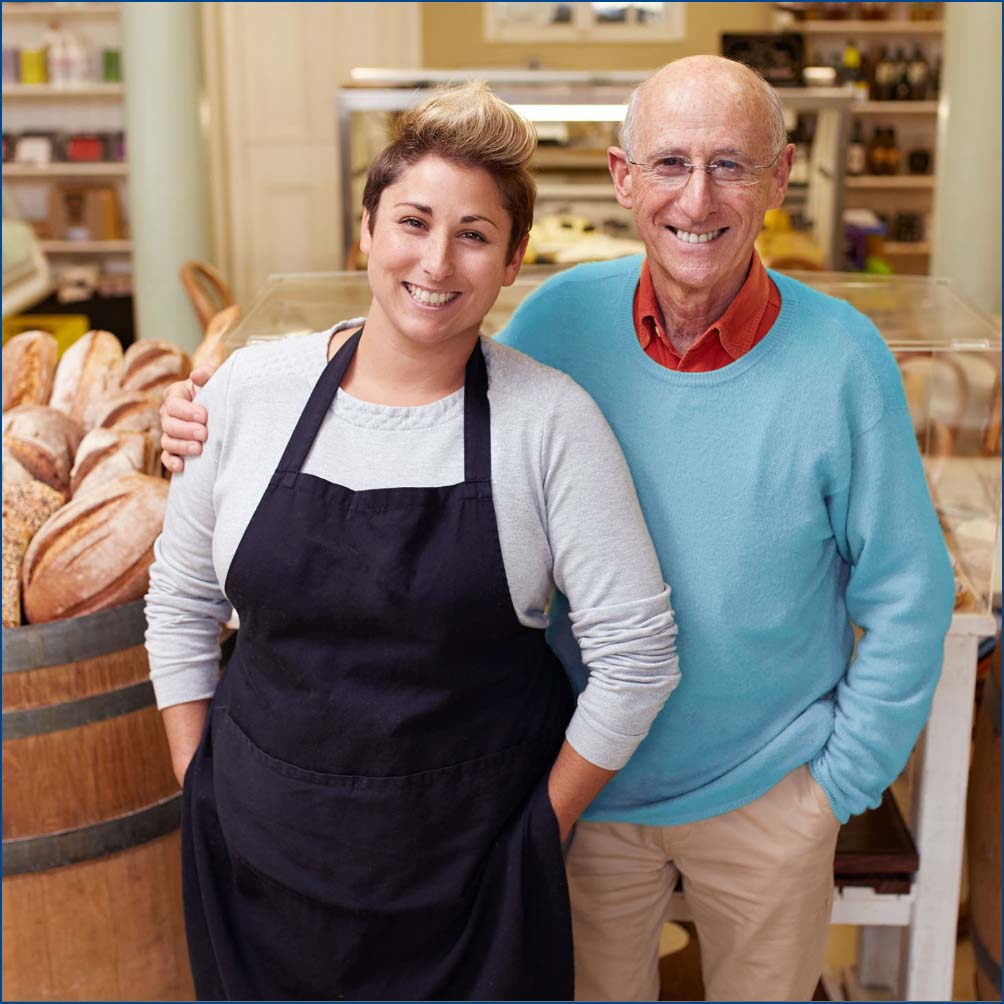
[161,57,954,1002]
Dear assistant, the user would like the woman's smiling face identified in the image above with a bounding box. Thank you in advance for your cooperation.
[361,155,527,353]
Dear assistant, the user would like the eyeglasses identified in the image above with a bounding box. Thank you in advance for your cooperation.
[627,151,782,189]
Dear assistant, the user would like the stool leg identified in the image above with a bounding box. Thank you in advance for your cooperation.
[858,925,904,993]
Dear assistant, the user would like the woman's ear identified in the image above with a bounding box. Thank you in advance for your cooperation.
[503,233,531,287]
[359,209,372,255]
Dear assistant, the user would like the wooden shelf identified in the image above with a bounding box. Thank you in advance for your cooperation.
[1,2,118,15]
[2,83,123,98]
[40,239,131,253]
[537,182,617,200]
[846,175,935,189]
[852,101,939,115]
[3,162,127,178]
[532,148,609,169]
[883,241,932,255]
[797,19,943,35]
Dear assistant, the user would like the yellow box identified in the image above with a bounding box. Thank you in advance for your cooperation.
[1,315,91,358]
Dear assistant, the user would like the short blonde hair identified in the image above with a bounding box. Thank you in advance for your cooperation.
[362,82,537,259]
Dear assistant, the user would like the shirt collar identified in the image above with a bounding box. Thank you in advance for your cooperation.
[634,251,774,360]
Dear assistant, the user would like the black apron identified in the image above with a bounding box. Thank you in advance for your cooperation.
[181,329,575,1001]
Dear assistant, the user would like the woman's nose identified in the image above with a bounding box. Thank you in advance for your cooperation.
[421,235,454,280]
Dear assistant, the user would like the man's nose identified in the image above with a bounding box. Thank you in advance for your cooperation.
[674,166,716,216]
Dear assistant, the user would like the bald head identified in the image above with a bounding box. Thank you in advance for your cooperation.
[620,56,787,161]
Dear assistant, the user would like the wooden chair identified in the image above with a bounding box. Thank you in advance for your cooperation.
[894,351,970,458]
[179,260,235,331]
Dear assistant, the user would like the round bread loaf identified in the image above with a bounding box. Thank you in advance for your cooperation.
[2,330,59,413]
[71,427,158,498]
[21,473,169,623]
[121,339,192,395]
[92,390,162,440]
[2,405,85,498]
[49,330,124,428]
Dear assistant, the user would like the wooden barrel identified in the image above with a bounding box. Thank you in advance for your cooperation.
[967,635,1002,1001]
[2,600,194,1002]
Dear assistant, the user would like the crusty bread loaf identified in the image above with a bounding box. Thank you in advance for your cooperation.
[2,443,35,490]
[21,473,169,623]
[2,330,59,413]
[2,405,85,498]
[192,304,240,375]
[49,330,124,428]
[3,519,31,628]
[91,390,162,440]
[121,339,192,396]
[3,478,65,537]
[71,427,157,498]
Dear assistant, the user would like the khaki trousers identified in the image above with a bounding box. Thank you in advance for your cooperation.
[566,765,840,1002]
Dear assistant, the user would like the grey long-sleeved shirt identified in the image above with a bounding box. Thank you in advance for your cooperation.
[145,322,680,770]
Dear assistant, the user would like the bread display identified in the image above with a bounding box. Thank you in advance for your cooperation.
[21,473,169,623]
[49,329,124,427]
[71,427,158,498]
[2,330,59,413]
[121,339,193,396]
[2,405,85,498]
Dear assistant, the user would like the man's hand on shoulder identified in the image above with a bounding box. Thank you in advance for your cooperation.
[160,367,213,473]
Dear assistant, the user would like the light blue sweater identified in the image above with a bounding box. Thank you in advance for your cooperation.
[498,255,955,825]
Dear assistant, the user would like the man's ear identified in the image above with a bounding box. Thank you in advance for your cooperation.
[767,144,796,210]
[359,209,372,255]
[608,146,634,210]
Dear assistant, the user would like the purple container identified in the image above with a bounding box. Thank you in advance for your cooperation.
[2,48,19,85]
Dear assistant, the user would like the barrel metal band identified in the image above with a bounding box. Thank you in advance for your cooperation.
[2,793,182,875]
[2,679,156,739]
[972,927,1002,996]
[2,600,148,673]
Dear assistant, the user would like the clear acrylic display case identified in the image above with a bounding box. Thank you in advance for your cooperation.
[228,269,1001,613]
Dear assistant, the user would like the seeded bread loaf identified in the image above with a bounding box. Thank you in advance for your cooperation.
[71,427,158,498]
[2,330,59,413]
[3,478,66,537]
[2,405,85,498]
[3,519,31,628]
[121,339,192,396]
[49,330,124,428]
[21,473,169,623]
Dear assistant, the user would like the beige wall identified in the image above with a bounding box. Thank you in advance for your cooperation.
[421,2,774,70]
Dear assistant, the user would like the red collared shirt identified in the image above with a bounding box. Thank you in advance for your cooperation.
[633,252,781,372]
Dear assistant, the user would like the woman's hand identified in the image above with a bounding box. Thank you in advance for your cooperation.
[160,368,215,473]
[546,741,616,844]
[161,699,212,787]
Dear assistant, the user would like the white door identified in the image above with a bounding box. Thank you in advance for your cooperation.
[202,2,421,304]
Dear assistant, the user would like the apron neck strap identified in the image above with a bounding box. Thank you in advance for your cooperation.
[275,328,492,485]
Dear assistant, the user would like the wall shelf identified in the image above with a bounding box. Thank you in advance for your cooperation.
[846,175,935,189]
[851,101,939,115]
[3,162,127,177]
[884,241,932,255]
[40,239,131,253]
[2,82,123,98]
[1,2,118,15]
[797,19,943,35]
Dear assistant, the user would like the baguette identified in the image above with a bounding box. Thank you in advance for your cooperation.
[21,473,169,623]
[71,427,157,498]
[121,339,193,395]
[49,330,124,428]
[192,304,240,374]
[2,330,59,413]
[2,405,85,498]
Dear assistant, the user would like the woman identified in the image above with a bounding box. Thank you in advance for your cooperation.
[146,83,679,1002]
